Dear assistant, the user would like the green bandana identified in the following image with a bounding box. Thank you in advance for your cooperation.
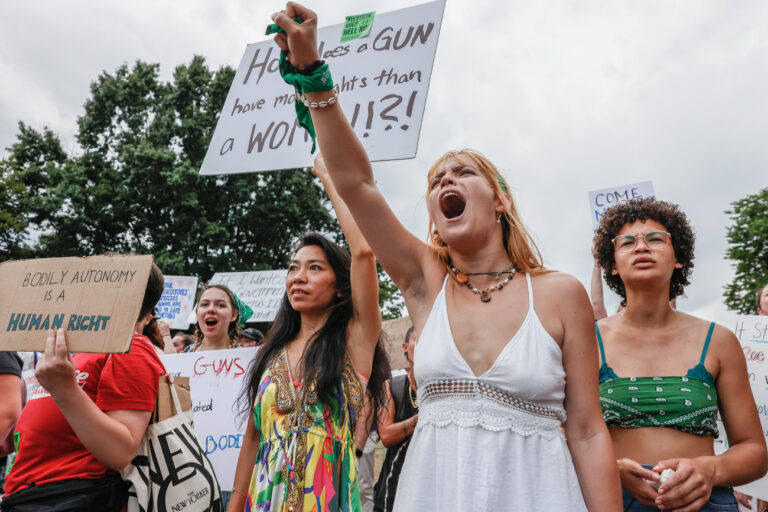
[278,53,334,153]
[265,18,335,153]
[265,17,303,36]
[495,170,508,193]
[232,292,253,329]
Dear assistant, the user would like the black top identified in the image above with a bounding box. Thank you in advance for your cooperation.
[0,352,22,377]
[373,374,419,512]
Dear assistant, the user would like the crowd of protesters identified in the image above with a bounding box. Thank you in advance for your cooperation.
[1,2,768,511]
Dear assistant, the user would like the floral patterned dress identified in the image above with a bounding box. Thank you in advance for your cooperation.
[246,348,365,512]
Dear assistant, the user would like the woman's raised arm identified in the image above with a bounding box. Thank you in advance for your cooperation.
[313,155,380,375]
[271,3,434,300]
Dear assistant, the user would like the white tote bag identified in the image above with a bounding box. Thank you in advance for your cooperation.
[121,376,223,512]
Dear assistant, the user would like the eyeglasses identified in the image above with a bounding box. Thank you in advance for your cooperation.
[612,231,671,251]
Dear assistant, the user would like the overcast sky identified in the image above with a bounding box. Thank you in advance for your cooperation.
[1,0,766,320]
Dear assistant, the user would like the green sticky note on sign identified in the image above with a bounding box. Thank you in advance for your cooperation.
[340,11,375,42]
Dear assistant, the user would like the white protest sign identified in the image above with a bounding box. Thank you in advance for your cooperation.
[156,275,198,329]
[161,347,258,492]
[587,181,655,228]
[713,315,768,499]
[200,0,445,175]
[209,270,286,322]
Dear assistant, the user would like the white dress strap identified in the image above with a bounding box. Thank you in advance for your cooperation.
[525,273,534,310]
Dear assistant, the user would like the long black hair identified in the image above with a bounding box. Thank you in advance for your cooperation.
[241,232,390,422]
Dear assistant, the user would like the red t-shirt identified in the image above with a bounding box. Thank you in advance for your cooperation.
[4,334,165,495]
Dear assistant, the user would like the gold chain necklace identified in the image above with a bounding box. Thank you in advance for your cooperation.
[407,375,419,408]
[448,261,517,303]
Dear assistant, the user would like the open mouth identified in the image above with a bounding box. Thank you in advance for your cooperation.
[204,318,218,327]
[440,191,466,219]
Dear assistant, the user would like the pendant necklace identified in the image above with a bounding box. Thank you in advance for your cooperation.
[448,261,517,303]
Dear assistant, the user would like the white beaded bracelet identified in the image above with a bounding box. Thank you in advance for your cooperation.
[295,89,339,109]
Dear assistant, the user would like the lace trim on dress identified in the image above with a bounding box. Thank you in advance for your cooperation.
[417,379,566,438]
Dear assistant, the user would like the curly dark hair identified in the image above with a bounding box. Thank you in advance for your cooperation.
[593,198,695,300]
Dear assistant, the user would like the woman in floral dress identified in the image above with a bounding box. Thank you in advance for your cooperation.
[227,156,388,512]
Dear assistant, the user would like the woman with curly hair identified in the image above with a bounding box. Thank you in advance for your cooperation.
[593,198,767,511]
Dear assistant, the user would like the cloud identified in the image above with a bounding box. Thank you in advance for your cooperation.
[2,0,766,321]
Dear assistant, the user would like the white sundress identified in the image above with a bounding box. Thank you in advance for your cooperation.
[393,273,588,511]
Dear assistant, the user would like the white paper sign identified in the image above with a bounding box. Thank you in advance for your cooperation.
[156,275,198,329]
[200,0,446,175]
[161,347,258,492]
[714,315,768,500]
[209,270,286,322]
[587,181,655,228]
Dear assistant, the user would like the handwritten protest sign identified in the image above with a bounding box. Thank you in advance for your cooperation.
[713,315,768,499]
[161,348,258,491]
[209,270,286,322]
[156,275,198,329]
[200,0,445,175]
[587,181,655,228]
[0,255,153,353]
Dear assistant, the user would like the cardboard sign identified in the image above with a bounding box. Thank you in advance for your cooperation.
[0,255,153,353]
[208,270,286,322]
[156,275,199,329]
[199,0,445,175]
[714,315,768,499]
[587,181,655,228]
[382,316,412,370]
[160,348,258,491]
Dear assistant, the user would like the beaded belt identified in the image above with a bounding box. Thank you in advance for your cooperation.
[419,379,566,422]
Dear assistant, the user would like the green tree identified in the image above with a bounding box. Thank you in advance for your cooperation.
[0,122,68,260]
[2,56,404,317]
[724,187,768,313]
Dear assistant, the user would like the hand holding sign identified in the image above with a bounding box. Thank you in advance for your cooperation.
[272,2,320,69]
[35,328,78,398]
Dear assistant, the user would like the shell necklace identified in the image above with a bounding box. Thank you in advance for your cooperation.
[448,261,517,303]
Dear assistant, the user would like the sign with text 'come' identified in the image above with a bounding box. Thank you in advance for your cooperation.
[0,255,153,353]
[200,0,445,175]
[587,181,655,228]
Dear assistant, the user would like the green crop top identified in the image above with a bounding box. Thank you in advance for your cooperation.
[598,322,719,437]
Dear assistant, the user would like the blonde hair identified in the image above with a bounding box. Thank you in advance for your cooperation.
[426,149,546,276]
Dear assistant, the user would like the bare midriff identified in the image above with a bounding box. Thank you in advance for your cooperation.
[610,426,715,465]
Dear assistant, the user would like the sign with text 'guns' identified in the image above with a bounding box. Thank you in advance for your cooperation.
[161,347,259,492]
[200,0,445,175]
[0,255,153,353]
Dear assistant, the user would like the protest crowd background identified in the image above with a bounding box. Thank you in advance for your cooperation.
[1,1,768,511]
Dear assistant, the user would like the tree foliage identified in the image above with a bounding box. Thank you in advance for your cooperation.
[1,57,404,318]
[723,187,768,313]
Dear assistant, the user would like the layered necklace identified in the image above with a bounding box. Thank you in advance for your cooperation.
[448,261,517,303]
